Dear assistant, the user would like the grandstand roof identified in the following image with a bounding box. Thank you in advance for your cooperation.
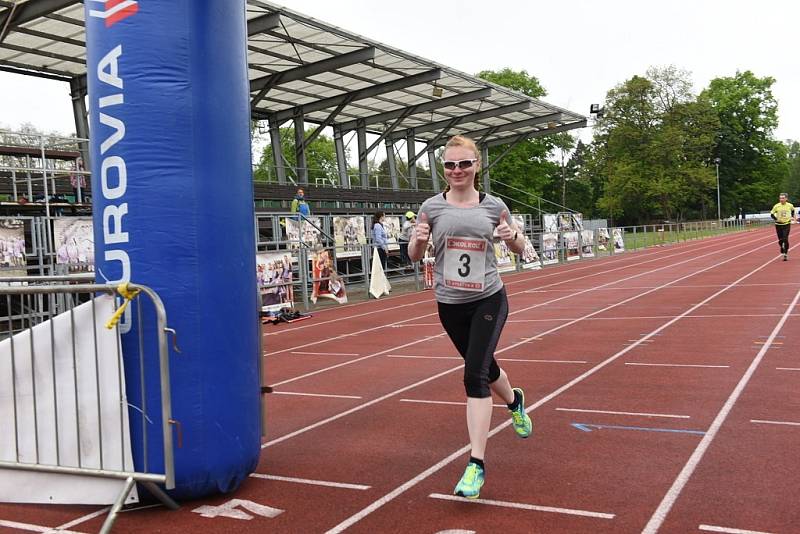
[0,0,586,145]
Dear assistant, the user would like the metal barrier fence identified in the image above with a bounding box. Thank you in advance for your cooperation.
[0,280,178,533]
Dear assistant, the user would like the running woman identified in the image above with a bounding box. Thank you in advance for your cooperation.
[409,135,532,499]
[770,193,796,260]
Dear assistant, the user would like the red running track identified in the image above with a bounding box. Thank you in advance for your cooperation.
[2,227,799,534]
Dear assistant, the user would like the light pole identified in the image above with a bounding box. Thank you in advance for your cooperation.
[714,157,721,221]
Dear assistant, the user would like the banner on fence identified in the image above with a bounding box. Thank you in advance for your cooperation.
[613,228,626,252]
[53,217,94,273]
[542,232,559,265]
[520,236,542,269]
[597,228,610,252]
[311,249,347,304]
[564,231,580,261]
[581,229,595,258]
[283,216,323,250]
[256,251,294,315]
[333,216,366,259]
[0,220,26,277]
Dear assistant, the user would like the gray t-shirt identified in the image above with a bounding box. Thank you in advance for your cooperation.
[419,192,509,304]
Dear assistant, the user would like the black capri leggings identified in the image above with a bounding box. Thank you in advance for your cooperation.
[437,288,509,398]
[775,224,790,254]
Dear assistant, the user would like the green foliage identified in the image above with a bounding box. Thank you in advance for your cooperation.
[253,126,340,184]
[700,71,785,213]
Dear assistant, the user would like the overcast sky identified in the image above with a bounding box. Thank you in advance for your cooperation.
[1,0,797,145]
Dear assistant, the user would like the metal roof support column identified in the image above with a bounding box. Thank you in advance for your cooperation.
[357,120,369,189]
[69,75,89,163]
[385,139,399,191]
[268,118,287,184]
[333,125,350,188]
[428,150,440,193]
[480,144,490,193]
[293,112,308,185]
[406,131,417,190]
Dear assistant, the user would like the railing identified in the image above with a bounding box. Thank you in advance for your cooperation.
[0,281,179,533]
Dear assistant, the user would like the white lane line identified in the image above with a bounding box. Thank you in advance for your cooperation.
[249,473,370,490]
[52,507,111,530]
[699,525,775,534]
[642,284,800,533]
[0,519,85,534]
[776,367,800,371]
[324,240,777,534]
[626,363,730,369]
[290,351,360,356]
[270,242,772,448]
[498,358,588,364]
[273,391,362,400]
[387,354,460,360]
[265,234,760,356]
[555,408,690,419]
[428,493,615,520]
[399,399,506,408]
[512,314,800,322]
[750,419,800,427]
[263,366,460,448]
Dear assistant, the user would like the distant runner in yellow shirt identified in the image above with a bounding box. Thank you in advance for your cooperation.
[770,193,796,261]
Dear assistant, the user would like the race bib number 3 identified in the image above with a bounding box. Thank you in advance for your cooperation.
[443,236,486,292]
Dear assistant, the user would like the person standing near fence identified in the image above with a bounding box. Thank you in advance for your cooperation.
[372,211,389,269]
[399,211,416,266]
[770,193,796,261]
[409,134,531,500]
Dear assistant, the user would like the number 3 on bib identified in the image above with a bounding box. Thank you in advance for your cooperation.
[444,236,486,291]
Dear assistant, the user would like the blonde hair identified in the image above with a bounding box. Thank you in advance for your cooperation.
[443,135,481,190]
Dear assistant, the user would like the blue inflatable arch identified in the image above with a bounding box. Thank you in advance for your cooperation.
[85,0,260,499]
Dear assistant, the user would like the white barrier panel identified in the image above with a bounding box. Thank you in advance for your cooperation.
[0,295,137,505]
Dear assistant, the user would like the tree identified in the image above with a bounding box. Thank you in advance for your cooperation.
[784,141,800,200]
[700,71,784,214]
[476,68,564,214]
[253,126,340,185]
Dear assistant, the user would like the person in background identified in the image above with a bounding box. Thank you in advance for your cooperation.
[770,192,796,260]
[399,211,416,266]
[372,211,388,269]
[290,188,311,217]
[409,134,531,500]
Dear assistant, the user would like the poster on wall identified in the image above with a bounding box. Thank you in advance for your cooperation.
[520,236,542,269]
[581,229,595,258]
[564,231,580,261]
[283,216,323,250]
[382,216,402,251]
[53,217,94,273]
[542,232,559,265]
[256,251,295,316]
[333,216,366,259]
[558,212,573,232]
[613,228,625,252]
[494,240,516,273]
[310,249,347,304]
[543,214,558,233]
[0,220,26,277]
[597,228,610,252]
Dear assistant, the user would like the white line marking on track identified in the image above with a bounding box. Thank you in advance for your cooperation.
[52,507,111,530]
[625,363,730,369]
[642,281,800,533]
[387,354,460,360]
[265,234,760,357]
[324,238,778,534]
[555,408,690,419]
[498,358,588,364]
[427,493,615,520]
[776,367,800,371]
[750,419,800,427]
[0,519,86,533]
[249,473,370,490]
[699,525,775,534]
[273,391,362,399]
[290,351,360,356]
[399,399,506,408]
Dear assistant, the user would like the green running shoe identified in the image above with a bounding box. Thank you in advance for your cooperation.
[509,387,533,438]
[453,462,485,499]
